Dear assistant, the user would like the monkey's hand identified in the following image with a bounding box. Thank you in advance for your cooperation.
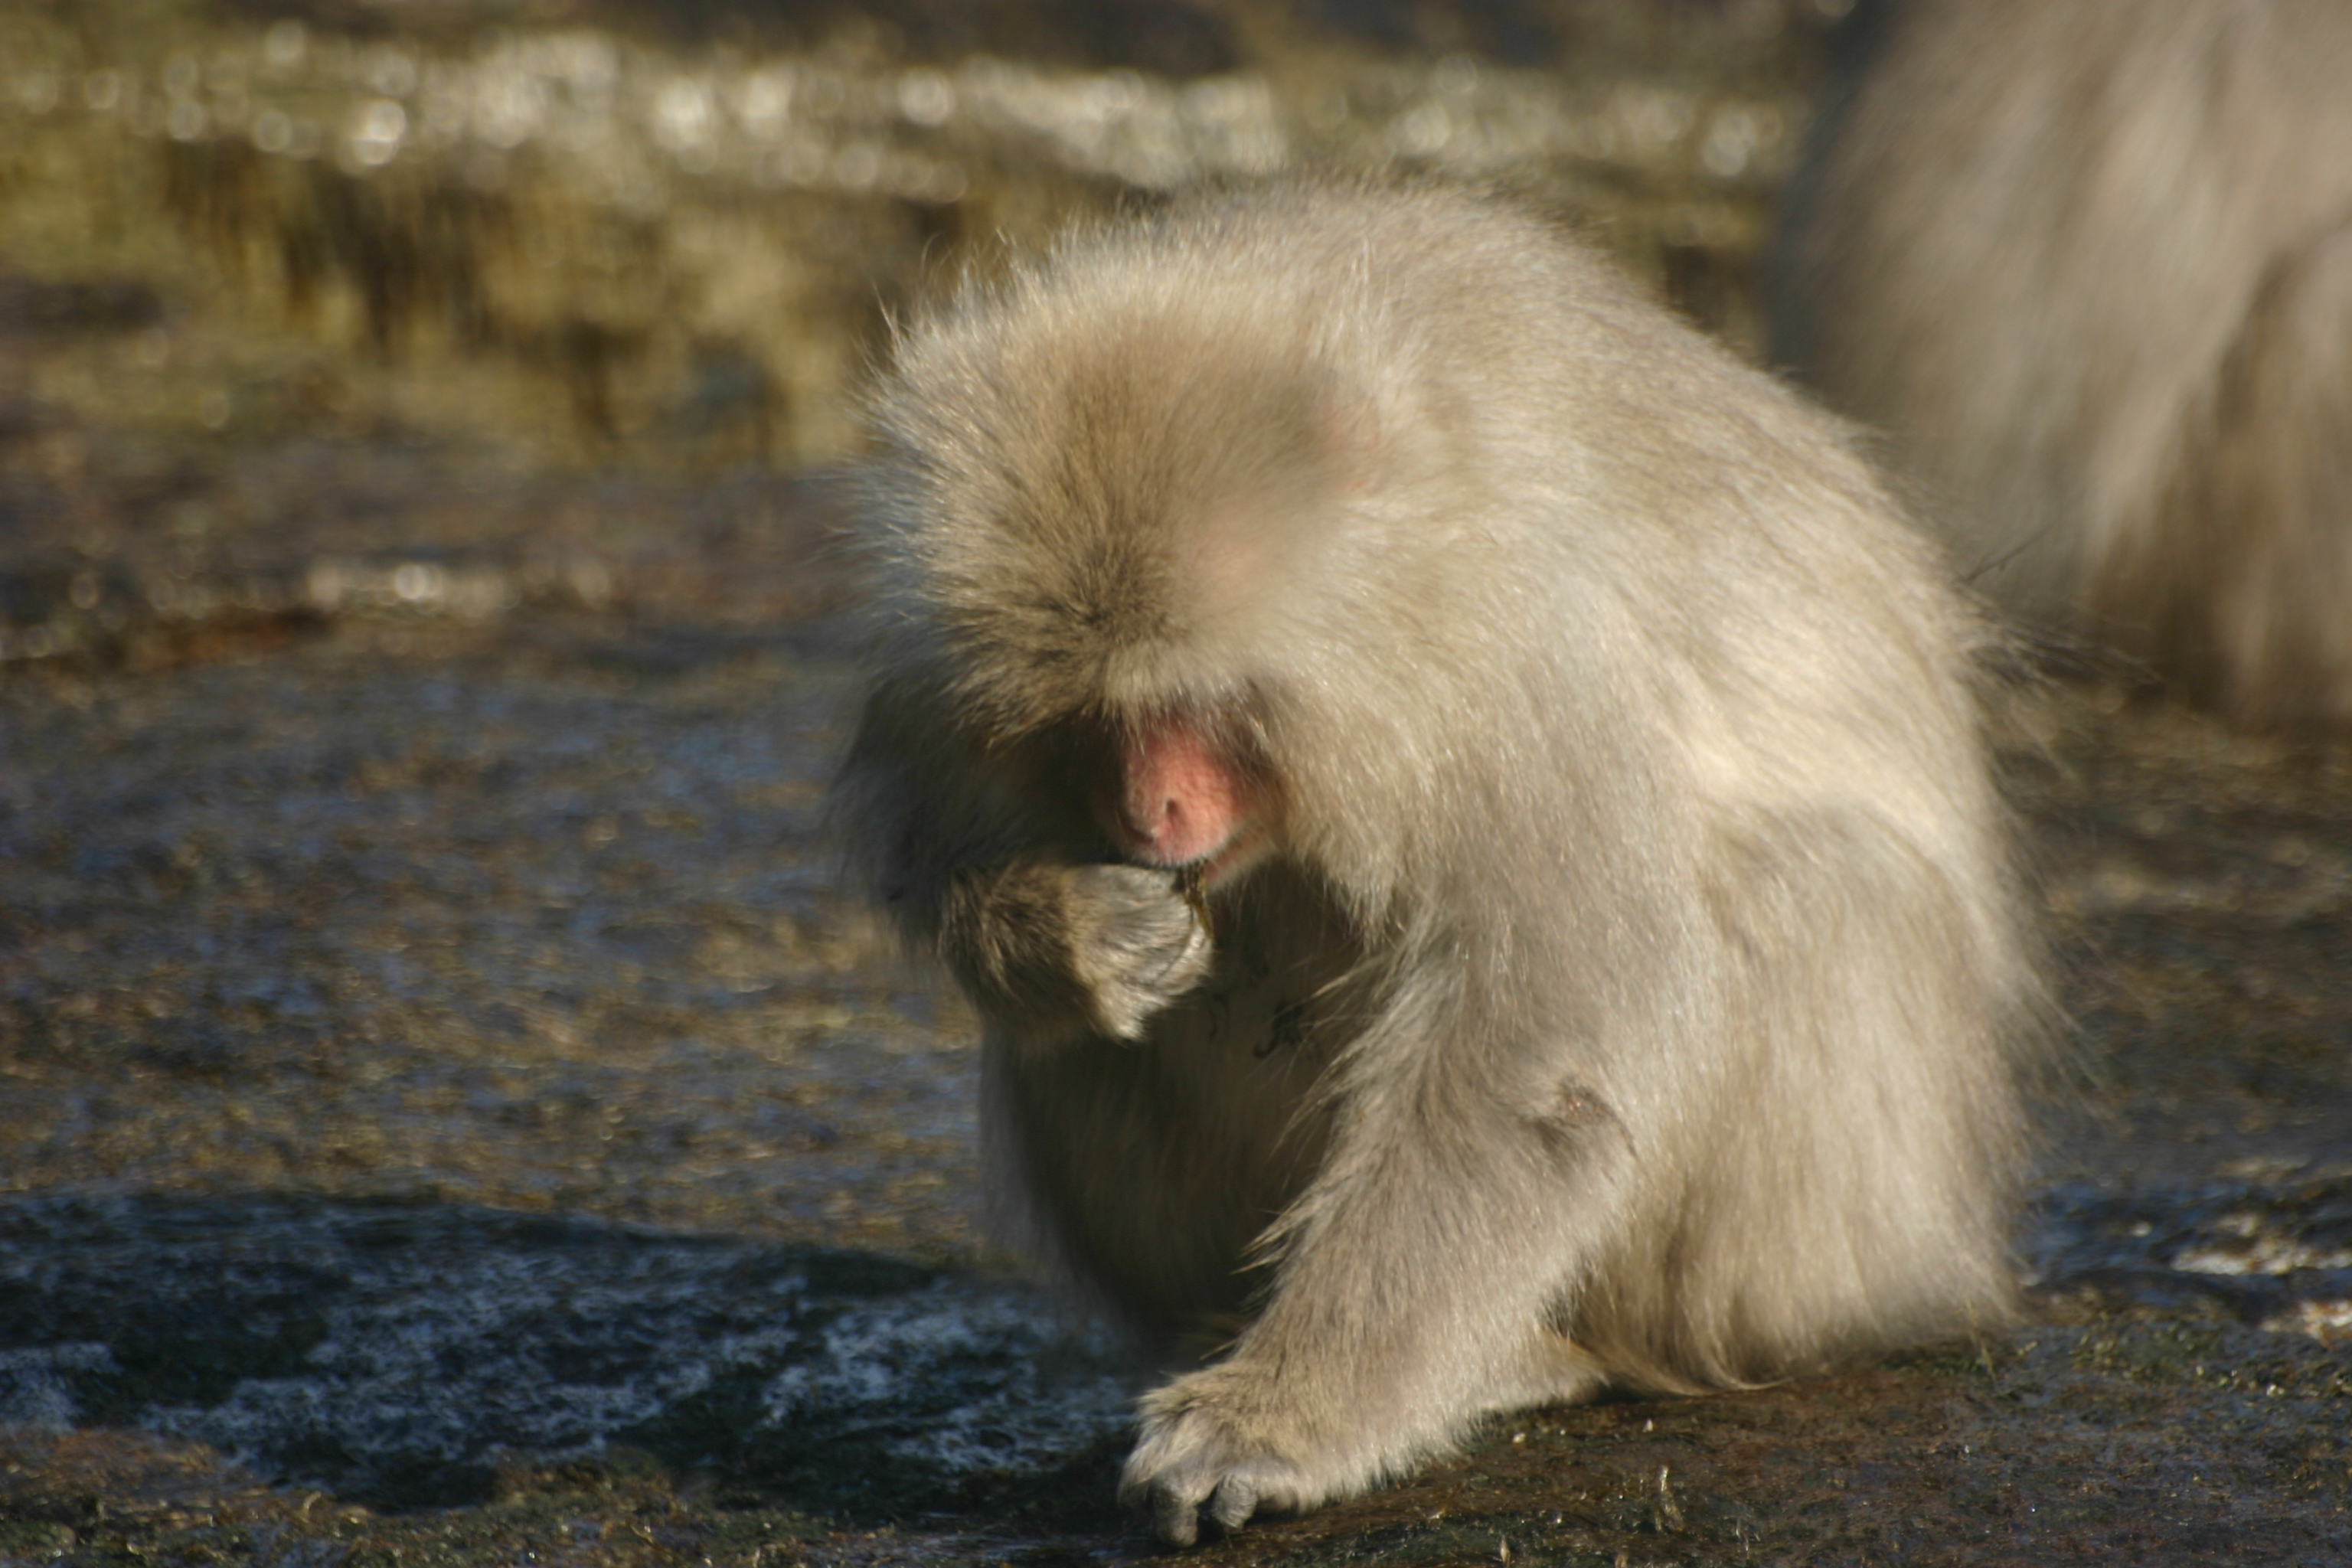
[1119,1367,1333,1546]
[1066,862,1220,1038]
[939,860,1214,1042]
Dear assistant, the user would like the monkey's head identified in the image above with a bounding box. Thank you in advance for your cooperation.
[859,271,1394,888]
[855,196,1504,909]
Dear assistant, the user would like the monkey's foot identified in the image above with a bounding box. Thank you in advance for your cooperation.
[1119,1374,1338,1546]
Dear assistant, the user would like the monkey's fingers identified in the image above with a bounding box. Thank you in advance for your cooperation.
[1206,1475,1260,1532]
[1129,1474,1258,1546]
[1123,1409,1309,1545]
[1152,1482,1204,1548]
[1119,1468,1207,1547]
[1120,1428,1217,1545]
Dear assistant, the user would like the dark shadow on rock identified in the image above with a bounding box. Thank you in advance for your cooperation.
[0,1191,1140,1521]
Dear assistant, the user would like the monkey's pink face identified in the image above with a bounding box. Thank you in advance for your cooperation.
[1099,721,1269,884]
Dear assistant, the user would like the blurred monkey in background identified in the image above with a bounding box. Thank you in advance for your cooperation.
[1772,0,2352,727]
[835,181,2040,1544]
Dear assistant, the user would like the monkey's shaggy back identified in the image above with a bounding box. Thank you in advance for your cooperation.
[1771,0,2352,726]
[854,181,2040,1392]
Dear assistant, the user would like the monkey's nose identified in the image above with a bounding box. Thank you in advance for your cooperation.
[1114,723,1240,865]
[1125,792,1186,858]
[1121,789,1220,867]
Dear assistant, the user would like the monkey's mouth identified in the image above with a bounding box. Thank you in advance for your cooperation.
[1184,823,1273,890]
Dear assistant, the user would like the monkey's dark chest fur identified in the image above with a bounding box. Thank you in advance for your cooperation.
[991,870,1357,1334]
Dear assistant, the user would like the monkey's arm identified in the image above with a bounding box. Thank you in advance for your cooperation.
[1119,988,1628,1542]
[836,688,1214,1042]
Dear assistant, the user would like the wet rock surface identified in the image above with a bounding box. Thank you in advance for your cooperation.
[1,2,2349,1565]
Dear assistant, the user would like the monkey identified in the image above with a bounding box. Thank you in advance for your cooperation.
[831,180,2040,1544]
[1769,0,2352,728]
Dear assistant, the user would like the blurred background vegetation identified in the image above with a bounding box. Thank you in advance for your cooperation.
[0,0,1857,672]
[0,0,1838,468]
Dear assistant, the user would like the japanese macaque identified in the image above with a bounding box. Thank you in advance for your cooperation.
[1770,0,2352,727]
[833,181,2037,1544]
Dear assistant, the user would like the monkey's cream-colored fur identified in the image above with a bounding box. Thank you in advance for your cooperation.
[1772,0,2352,727]
[835,181,2037,1542]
